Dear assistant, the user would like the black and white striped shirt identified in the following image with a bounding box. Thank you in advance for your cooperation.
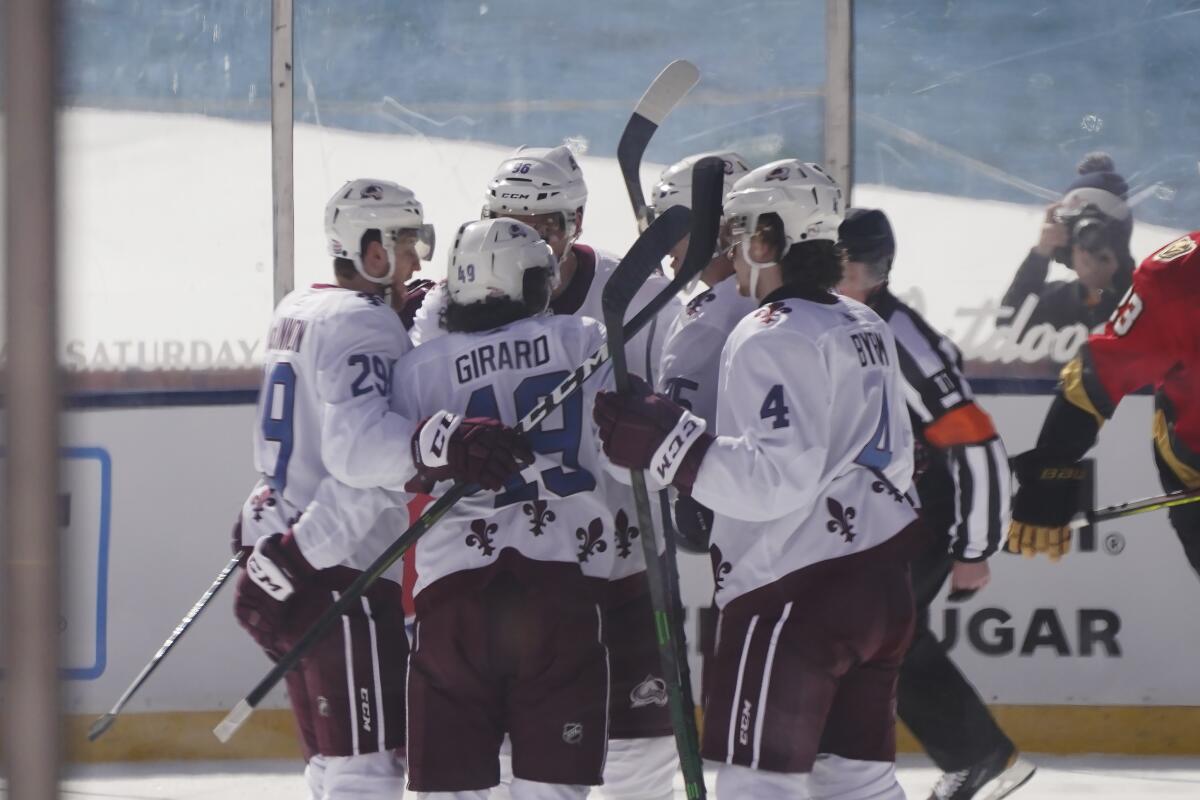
[871,288,1010,561]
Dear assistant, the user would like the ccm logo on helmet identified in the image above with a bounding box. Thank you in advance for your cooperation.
[501,192,531,200]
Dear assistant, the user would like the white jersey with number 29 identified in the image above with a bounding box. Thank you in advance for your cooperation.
[248,285,417,561]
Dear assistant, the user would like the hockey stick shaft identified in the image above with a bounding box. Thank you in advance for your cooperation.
[618,60,700,232]
[214,206,694,743]
[601,158,724,800]
[89,553,243,741]
[1070,486,1200,530]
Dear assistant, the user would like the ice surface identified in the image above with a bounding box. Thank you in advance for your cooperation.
[36,755,1200,799]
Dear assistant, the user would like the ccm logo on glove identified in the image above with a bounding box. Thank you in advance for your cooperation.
[654,414,708,484]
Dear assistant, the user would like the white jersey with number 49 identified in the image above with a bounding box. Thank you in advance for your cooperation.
[391,313,617,597]
[247,285,417,559]
[692,291,918,607]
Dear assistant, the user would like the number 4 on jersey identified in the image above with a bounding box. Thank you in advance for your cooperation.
[760,384,790,429]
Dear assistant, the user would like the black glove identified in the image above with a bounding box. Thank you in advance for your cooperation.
[1006,450,1086,560]
[673,494,714,554]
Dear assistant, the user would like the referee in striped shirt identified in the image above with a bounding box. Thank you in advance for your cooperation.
[837,209,1034,800]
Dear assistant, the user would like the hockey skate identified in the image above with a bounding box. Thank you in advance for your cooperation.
[927,747,1036,800]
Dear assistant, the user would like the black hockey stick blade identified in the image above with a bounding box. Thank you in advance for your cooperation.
[89,552,243,741]
[214,206,700,745]
[603,156,724,337]
[602,204,692,339]
[618,60,700,232]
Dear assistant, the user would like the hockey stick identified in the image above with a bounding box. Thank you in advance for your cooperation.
[214,205,694,743]
[951,488,1200,603]
[1072,486,1200,528]
[618,60,700,233]
[602,156,724,800]
[88,553,243,741]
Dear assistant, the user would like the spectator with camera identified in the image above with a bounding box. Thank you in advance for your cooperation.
[1001,153,1135,332]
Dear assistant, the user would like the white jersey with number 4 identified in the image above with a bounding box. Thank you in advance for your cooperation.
[657,276,756,428]
[241,284,417,575]
[692,290,918,607]
[391,313,618,596]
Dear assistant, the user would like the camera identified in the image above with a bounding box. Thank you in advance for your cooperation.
[1052,204,1114,264]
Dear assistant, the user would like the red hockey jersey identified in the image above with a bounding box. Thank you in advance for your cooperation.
[1063,232,1200,486]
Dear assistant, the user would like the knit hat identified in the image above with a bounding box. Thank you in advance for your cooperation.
[1060,152,1133,254]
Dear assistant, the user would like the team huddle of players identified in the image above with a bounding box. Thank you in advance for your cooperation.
[230,140,1200,800]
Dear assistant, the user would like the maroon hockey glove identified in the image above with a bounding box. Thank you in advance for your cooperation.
[411,410,533,492]
[395,278,437,330]
[594,375,713,495]
[235,531,313,655]
[245,531,316,602]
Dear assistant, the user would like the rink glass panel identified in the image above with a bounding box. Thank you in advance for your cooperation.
[854,1,1199,383]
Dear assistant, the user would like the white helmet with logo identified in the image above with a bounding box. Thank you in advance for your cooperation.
[723,159,843,297]
[325,179,435,285]
[650,150,751,215]
[446,218,559,309]
[483,145,588,239]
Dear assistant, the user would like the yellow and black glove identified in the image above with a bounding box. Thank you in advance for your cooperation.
[1006,450,1087,561]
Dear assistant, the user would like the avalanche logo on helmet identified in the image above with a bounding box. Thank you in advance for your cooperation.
[765,165,790,182]
[359,184,385,200]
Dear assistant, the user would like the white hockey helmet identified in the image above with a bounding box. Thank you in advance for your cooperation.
[723,159,843,297]
[446,218,559,308]
[483,145,588,239]
[650,150,751,214]
[325,179,436,285]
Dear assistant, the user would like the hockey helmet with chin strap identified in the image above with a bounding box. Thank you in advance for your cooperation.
[723,159,843,298]
[325,179,435,285]
[446,218,559,312]
[483,145,588,243]
[650,150,751,215]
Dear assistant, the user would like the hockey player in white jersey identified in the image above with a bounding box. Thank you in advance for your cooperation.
[410,145,684,799]
[391,218,616,799]
[595,161,925,800]
[653,150,755,551]
[232,179,530,800]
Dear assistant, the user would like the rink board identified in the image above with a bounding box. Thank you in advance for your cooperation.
[53,392,1200,761]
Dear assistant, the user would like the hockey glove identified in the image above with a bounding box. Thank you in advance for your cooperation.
[1006,449,1086,561]
[411,410,533,492]
[594,375,713,495]
[395,278,437,330]
[673,494,714,553]
[235,531,314,654]
[246,531,315,602]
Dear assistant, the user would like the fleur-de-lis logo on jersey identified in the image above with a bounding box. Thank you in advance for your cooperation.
[522,499,556,537]
[711,544,732,592]
[685,291,716,317]
[871,476,909,504]
[825,497,857,543]
[466,518,498,557]
[754,301,791,326]
[613,509,640,558]
[250,486,277,522]
[576,518,608,563]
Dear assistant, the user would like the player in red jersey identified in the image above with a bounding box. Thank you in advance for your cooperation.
[1008,231,1200,573]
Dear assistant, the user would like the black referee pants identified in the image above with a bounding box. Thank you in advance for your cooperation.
[897,533,1014,772]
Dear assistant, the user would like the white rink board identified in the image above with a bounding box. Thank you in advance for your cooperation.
[60,391,1200,718]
